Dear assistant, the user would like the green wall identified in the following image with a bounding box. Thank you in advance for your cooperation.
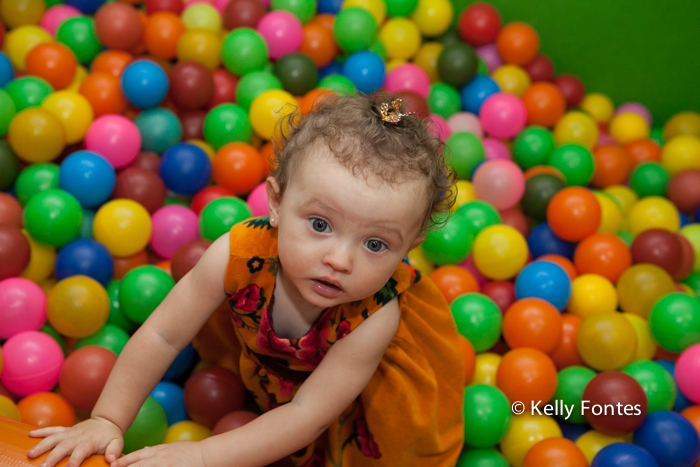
[453,0,700,126]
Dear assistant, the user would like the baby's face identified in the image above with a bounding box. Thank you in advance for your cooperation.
[267,144,428,311]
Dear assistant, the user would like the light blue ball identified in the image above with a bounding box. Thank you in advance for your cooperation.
[515,260,572,311]
[58,150,116,208]
[342,51,386,94]
[461,75,500,114]
[121,60,169,109]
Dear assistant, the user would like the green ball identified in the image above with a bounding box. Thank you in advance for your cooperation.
[317,74,356,96]
[56,17,102,64]
[123,397,168,454]
[14,163,60,205]
[40,323,67,357]
[106,280,138,333]
[203,104,253,150]
[23,189,82,247]
[385,0,418,16]
[0,141,20,191]
[235,71,282,111]
[75,324,130,356]
[649,292,700,352]
[445,132,485,179]
[683,273,700,297]
[462,384,512,448]
[120,265,175,324]
[199,197,253,241]
[0,89,16,137]
[220,28,269,76]
[427,83,461,119]
[333,8,376,53]
[456,201,501,235]
[477,58,489,75]
[271,0,316,23]
[273,52,318,96]
[521,173,566,222]
[421,213,474,265]
[457,449,509,467]
[4,76,53,111]
[617,230,633,247]
[622,360,676,413]
[553,366,596,424]
[629,162,669,198]
[164,197,190,207]
[368,39,386,60]
[650,127,664,146]
[547,143,595,186]
[513,126,556,170]
[134,108,183,154]
[78,208,94,239]
[436,27,461,47]
[437,43,478,88]
[450,293,501,352]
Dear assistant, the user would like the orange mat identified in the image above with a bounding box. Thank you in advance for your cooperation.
[0,416,109,467]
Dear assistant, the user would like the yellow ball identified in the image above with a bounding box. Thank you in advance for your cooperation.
[608,112,650,144]
[378,18,421,60]
[661,135,700,176]
[603,185,638,217]
[567,273,618,318]
[553,111,600,150]
[3,25,52,71]
[41,91,94,144]
[580,93,614,123]
[627,196,680,235]
[681,224,700,272]
[617,264,675,318]
[412,42,444,83]
[473,225,529,280]
[0,0,45,28]
[499,414,562,467]
[176,28,221,70]
[593,191,622,234]
[47,276,110,338]
[386,57,407,72]
[182,4,222,32]
[576,313,637,371]
[491,64,531,97]
[249,89,298,140]
[0,395,21,421]
[450,180,476,213]
[163,421,212,443]
[410,0,453,38]
[623,313,657,363]
[343,0,387,27]
[93,199,152,257]
[407,245,435,274]
[575,430,625,464]
[20,230,56,283]
[471,352,501,386]
[66,65,88,92]
[8,107,66,163]
[663,111,700,141]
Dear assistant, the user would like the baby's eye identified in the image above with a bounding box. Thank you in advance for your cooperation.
[365,240,387,253]
[310,218,329,233]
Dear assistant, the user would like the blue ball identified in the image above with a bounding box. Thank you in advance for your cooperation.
[633,411,700,467]
[159,143,212,195]
[162,343,196,380]
[318,61,343,80]
[656,360,693,412]
[134,108,183,154]
[64,0,105,13]
[461,75,500,114]
[0,52,13,88]
[121,60,169,109]
[55,238,114,287]
[342,51,386,94]
[591,443,659,467]
[318,0,343,14]
[515,260,572,310]
[58,151,116,208]
[527,222,577,259]
[151,382,188,426]
[557,419,589,442]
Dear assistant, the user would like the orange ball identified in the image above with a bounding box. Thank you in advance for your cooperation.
[547,187,602,241]
[310,13,335,32]
[213,143,266,196]
[460,336,476,386]
[25,42,77,90]
[574,233,631,283]
[496,22,539,65]
[523,438,588,467]
[258,141,273,178]
[496,348,558,406]
[299,23,337,68]
[524,165,566,181]
[503,298,562,354]
[550,313,585,370]
[79,72,128,117]
[521,82,566,127]
[17,392,76,428]
[681,405,700,437]
[299,88,335,116]
[91,50,133,77]
[591,145,632,188]
[624,138,661,167]
[430,265,480,304]
[145,12,185,59]
[538,254,578,280]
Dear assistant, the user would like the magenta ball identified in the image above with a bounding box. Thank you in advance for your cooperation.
[213,0,232,12]
[448,112,483,137]
[256,11,303,60]
[483,138,511,160]
[479,92,527,139]
[246,182,269,217]
[1,331,64,396]
[384,63,431,98]
[428,114,451,140]
[0,278,47,340]
[675,343,700,404]
[40,5,82,36]
[149,205,200,259]
[458,254,489,287]
[84,115,142,169]
[472,159,525,210]
[614,102,653,127]
[475,43,502,73]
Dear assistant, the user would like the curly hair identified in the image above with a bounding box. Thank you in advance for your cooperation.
[268,92,457,235]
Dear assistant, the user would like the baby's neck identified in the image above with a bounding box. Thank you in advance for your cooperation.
[270,268,327,340]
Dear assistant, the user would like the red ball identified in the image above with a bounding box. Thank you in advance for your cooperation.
[674,234,695,281]
[130,151,161,173]
[171,239,212,282]
[0,21,5,48]
[396,90,430,119]
[0,225,30,280]
[481,281,515,314]
[553,74,585,108]
[212,410,259,435]
[457,2,501,46]
[191,185,235,215]
[145,0,183,15]
[184,366,247,428]
[59,347,118,411]
[523,53,554,82]
[169,61,214,110]
[180,110,207,140]
[630,229,684,277]
[582,371,647,436]
[223,0,266,30]
[0,193,23,228]
[94,3,143,51]
[666,169,700,214]
[112,167,167,214]
[207,69,239,110]
[499,208,529,238]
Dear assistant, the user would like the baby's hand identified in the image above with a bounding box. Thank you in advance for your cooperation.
[28,417,125,467]
[111,441,206,467]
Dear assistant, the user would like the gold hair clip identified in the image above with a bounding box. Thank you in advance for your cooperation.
[379,98,414,124]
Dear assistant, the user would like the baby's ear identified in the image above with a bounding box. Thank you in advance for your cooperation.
[266,177,281,217]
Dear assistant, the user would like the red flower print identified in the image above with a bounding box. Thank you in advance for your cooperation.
[336,319,351,340]
[229,284,265,312]
[354,418,381,459]
[279,379,294,398]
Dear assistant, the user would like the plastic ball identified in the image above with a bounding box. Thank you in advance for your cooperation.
[212,143,265,196]
[171,239,212,282]
[182,3,221,31]
[630,229,683,277]
[590,146,631,188]
[546,187,600,241]
[666,169,700,215]
[39,90,93,144]
[515,260,571,311]
[120,265,175,323]
[56,16,101,64]
[223,0,266,29]
[421,213,473,265]
[462,384,512,448]
[567,272,618,319]
[249,89,297,140]
[122,397,168,453]
[633,411,700,467]
[24,42,76,90]
[437,42,478,88]
[46,275,109,338]
[676,343,700,404]
[0,0,45,28]
[199,197,253,241]
[151,381,188,426]
[257,11,303,60]
[617,263,675,318]
[649,293,700,353]
[144,12,186,59]
[628,196,680,236]
[385,63,430,98]
[523,438,588,467]
[521,82,567,128]
[491,64,530,97]
[83,115,140,169]
[472,160,525,211]
[472,225,528,280]
[0,278,46,340]
[112,167,166,215]
[163,420,211,443]
[624,313,657,363]
[590,443,659,467]
[75,323,130,356]
[40,5,82,36]
[409,0,452,37]
[212,410,259,435]
[274,52,318,96]
[184,366,247,428]
[499,413,562,467]
[134,108,183,154]
[502,298,561,353]
[608,112,650,145]
[79,72,128,117]
[94,2,143,51]
[455,201,501,236]
[458,2,500,46]
[521,174,565,222]
[450,293,501,352]
[580,372,648,437]
[342,51,385,94]
[0,331,63,396]
[663,111,700,142]
[167,61,214,111]
[460,75,499,115]
[554,111,599,150]
[574,233,630,283]
[121,60,169,109]
[93,199,152,257]
[552,366,596,425]
[57,151,115,208]
[176,28,222,70]
[662,135,700,177]
[158,143,212,195]
[378,17,419,60]
[8,108,65,163]
[17,392,75,428]
[54,238,113,287]
[23,189,82,247]
[150,205,200,259]
[429,265,479,304]
[577,313,637,371]
[4,25,52,71]
[202,104,251,150]
[443,132,483,179]
[479,92,527,139]
[220,28,268,76]
[622,360,676,414]
[497,22,539,66]
[0,226,30,281]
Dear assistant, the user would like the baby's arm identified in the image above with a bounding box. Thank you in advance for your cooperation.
[113,296,402,467]
[28,232,232,467]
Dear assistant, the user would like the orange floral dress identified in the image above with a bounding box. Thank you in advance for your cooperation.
[194,216,465,466]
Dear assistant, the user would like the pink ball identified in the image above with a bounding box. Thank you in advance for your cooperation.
[384,63,431,98]
[458,254,489,288]
[676,343,700,404]
[0,278,47,340]
[595,131,618,149]
[1,331,64,396]
[614,102,653,127]
[247,182,269,217]
[472,159,525,210]
[256,11,303,60]
[150,205,200,259]
[84,115,142,169]
[483,138,511,160]
[40,5,82,36]
[213,0,233,12]
[479,92,527,139]
[475,43,502,73]
[447,112,483,137]
[427,114,451,140]
[183,0,213,7]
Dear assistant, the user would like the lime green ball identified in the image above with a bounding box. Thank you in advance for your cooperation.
[445,132,485,179]
[199,197,253,241]
[271,0,316,23]
[23,189,83,247]
[513,126,556,170]
[4,76,53,111]
[203,104,253,150]
[650,127,664,146]
[450,293,501,352]
[123,397,168,454]
[622,360,677,413]
[629,162,670,198]
[456,201,501,235]
[547,143,595,186]
[317,74,356,96]
[386,0,418,16]
[427,83,461,119]
[683,273,700,297]
[333,8,376,53]
[220,28,269,76]
[421,213,474,265]
[56,17,102,64]
[617,230,633,247]
[457,449,509,467]
[462,384,512,448]
[75,324,130,356]
[0,89,16,137]
[14,163,60,205]
[553,366,596,424]
[106,279,138,333]
[236,71,283,111]
[649,292,700,352]
[120,265,175,324]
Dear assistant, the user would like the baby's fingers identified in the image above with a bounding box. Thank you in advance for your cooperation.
[104,437,124,464]
[66,444,97,467]
[29,426,67,439]
[28,431,69,458]
[37,440,79,467]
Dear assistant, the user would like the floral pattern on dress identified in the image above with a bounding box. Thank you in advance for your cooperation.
[228,284,266,329]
